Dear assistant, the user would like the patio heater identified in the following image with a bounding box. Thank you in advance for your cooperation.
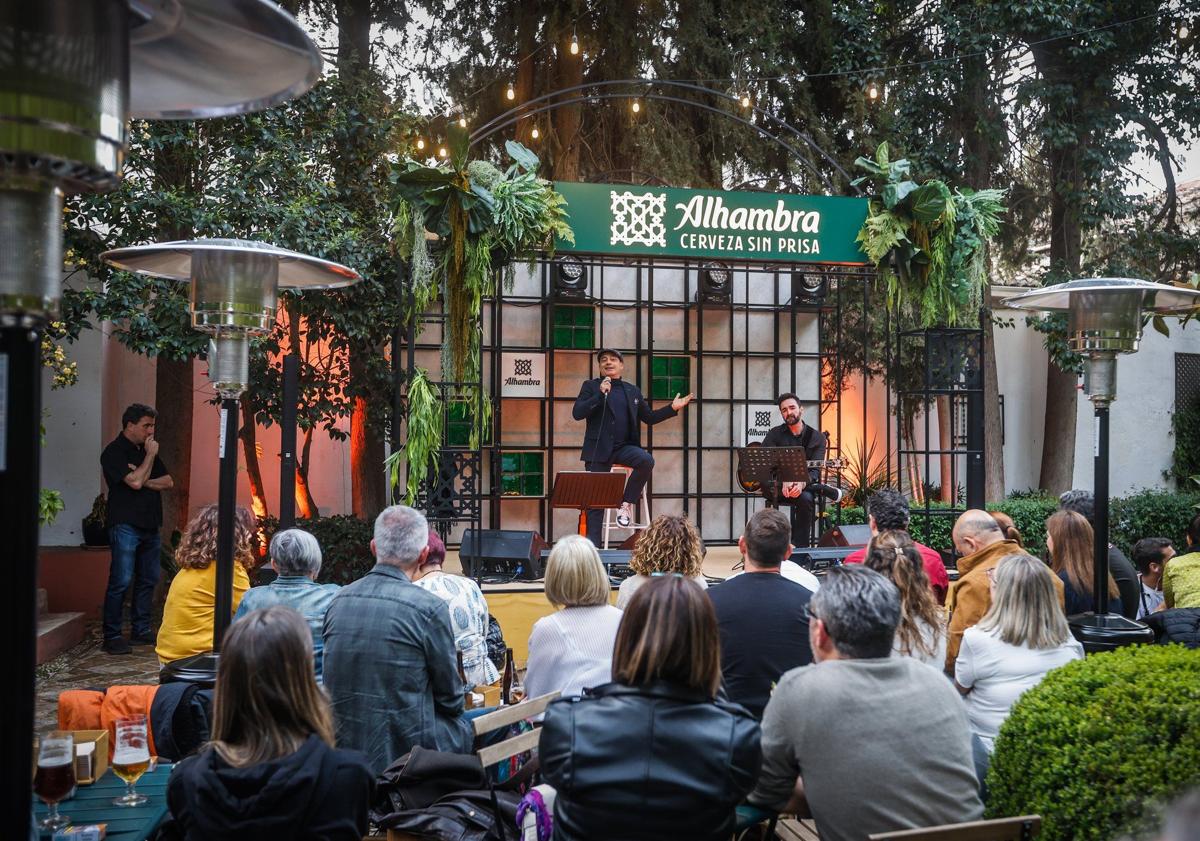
[0,1,319,831]
[101,239,360,681]
[1005,278,1200,651]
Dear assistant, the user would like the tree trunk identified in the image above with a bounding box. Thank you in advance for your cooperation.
[155,357,193,542]
[983,313,1006,501]
[336,0,371,72]
[1039,363,1078,494]
[936,396,954,503]
[296,426,318,518]
[551,22,583,180]
[350,353,387,519]
[239,398,270,520]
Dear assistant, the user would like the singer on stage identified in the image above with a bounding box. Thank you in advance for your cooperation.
[761,393,842,547]
[573,348,694,542]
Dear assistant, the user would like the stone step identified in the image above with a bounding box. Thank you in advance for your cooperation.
[36,612,85,665]
[37,588,48,616]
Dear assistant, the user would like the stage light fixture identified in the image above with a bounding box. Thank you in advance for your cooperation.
[789,269,829,308]
[697,261,733,304]
[554,255,589,299]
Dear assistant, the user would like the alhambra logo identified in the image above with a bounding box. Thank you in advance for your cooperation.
[755,411,771,427]
[610,190,666,247]
[514,359,532,376]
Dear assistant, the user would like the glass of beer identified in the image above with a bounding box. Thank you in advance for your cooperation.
[34,731,74,830]
[112,715,151,807]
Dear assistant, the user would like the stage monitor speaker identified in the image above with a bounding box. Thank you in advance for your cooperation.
[791,546,858,572]
[818,523,872,548]
[538,547,635,581]
[461,529,547,580]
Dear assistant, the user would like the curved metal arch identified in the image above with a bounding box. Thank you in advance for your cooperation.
[729,176,810,194]
[471,91,836,193]
[468,77,856,191]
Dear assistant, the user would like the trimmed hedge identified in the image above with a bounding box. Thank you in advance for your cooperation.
[1111,490,1200,557]
[258,515,375,585]
[986,645,1200,841]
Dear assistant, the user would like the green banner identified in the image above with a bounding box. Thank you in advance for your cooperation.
[553,181,869,264]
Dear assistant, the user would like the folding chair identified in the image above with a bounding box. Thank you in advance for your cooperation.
[867,815,1041,841]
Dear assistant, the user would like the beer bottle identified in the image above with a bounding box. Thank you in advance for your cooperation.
[501,646,515,705]
[457,652,474,710]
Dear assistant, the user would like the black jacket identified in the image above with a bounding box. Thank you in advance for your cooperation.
[163,734,374,841]
[761,422,825,485]
[1145,608,1200,648]
[572,378,676,463]
[540,681,762,841]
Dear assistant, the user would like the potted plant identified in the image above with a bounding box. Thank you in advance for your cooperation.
[82,494,108,547]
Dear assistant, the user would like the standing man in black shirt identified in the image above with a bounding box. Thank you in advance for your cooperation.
[761,393,841,548]
[100,403,173,654]
[573,349,694,543]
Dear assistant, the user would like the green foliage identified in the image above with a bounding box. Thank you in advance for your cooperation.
[1170,399,1200,489]
[258,515,375,586]
[385,369,443,506]
[1111,490,1200,557]
[840,436,890,507]
[988,495,1060,558]
[38,490,65,527]
[986,646,1200,841]
[83,494,106,527]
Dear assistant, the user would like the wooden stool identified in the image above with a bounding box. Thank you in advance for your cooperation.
[601,464,651,549]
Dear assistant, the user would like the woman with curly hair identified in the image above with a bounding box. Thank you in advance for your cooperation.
[156,504,258,664]
[616,514,707,609]
[863,530,946,666]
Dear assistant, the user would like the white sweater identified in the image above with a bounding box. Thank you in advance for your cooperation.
[524,604,624,700]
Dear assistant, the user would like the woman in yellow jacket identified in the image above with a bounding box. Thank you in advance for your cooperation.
[156,504,257,664]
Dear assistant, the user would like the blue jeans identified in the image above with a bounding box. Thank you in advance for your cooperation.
[103,524,161,640]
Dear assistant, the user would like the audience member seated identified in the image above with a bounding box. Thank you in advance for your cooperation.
[411,529,499,688]
[525,535,623,702]
[1132,537,1174,618]
[616,514,708,608]
[541,575,761,841]
[989,510,1024,547]
[156,505,255,665]
[1165,513,1200,609]
[946,509,1063,673]
[163,605,373,840]
[1059,489,1140,619]
[234,528,339,682]
[954,553,1083,760]
[707,508,813,718]
[322,506,471,774]
[863,530,946,666]
[844,488,949,604]
[1046,510,1123,616]
[749,566,982,841]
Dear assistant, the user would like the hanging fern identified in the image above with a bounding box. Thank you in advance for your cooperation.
[386,368,443,506]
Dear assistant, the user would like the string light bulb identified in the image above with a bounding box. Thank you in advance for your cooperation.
[740,93,751,108]
[867,81,881,101]
[437,146,448,158]
[531,126,540,140]
[506,83,515,101]
[457,116,467,128]
[570,32,579,55]
[631,99,641,113]
[416,137,425,151]
[1180,22,1190,40]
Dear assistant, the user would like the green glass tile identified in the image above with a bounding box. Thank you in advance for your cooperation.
[553,307,574,325]
[552,326,573,348]
[501,453,520,473]
[667,376,686,394]
[501,474,521,495]
[574,307,594,326]
[522,452,543,472]
[573,328,594,350]
[651,378,670,400]
[651,357,667,377]
[522,474,544,496]
[670,357,689,376]
[446,425,470,447]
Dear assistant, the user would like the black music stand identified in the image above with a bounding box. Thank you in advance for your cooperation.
[551,471,628,538]
[736,447,813,506]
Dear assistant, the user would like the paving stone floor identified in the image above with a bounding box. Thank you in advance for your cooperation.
[35,620,161,732]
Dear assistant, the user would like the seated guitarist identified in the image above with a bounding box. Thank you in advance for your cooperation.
[761,393,843,547]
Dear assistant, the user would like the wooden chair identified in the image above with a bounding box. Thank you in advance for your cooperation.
[387,691,561,841]
[867,815,1042,841]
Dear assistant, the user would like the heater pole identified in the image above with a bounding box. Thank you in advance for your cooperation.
[279,353,299,528]
[1093,405,1111,616]
[213,397,240,651]
[0,321,43,837]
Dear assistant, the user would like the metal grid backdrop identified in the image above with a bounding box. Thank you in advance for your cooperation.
[405,255,892,546]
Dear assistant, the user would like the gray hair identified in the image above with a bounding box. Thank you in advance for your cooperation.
[809,565,901,659]
[977,554,1071,649]
[269,528,323,577]
[373,505,430,567]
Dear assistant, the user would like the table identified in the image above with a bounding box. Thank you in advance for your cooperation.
[33,764,171,840]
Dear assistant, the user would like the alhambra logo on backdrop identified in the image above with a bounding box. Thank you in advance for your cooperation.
[501,352,546,398]
[558,182,868,264]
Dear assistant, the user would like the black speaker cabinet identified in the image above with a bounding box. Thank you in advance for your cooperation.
[461,529,547,580]
[818,523,872,548]
[537,547,635,581]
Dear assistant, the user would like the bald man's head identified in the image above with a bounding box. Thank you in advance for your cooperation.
[952,509,1004,557]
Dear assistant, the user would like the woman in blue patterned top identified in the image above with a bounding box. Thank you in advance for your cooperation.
[412,530,500,687]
